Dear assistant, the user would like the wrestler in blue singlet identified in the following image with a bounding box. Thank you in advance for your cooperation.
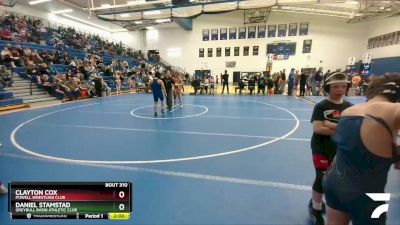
[151,78,164,102]
[323,114,400,225]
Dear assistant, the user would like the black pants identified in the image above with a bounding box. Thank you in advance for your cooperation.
[288,84,293,96]
[299,83,306,96]
[222,83,229,94]
[166,89,172,109]
[258,86,265,95]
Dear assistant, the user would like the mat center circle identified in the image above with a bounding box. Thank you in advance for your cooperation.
[130,104,209,119]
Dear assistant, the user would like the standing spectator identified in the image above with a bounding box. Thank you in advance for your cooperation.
[267,76,274,95]
[280,69,286,93]
[248,75,255,95]
[306,72,313,96]
[351,73,362,87]
[287,68,295,96]
[299,71,307,97]
[258,76,266,95]
[221,70,229,94]
[313,67,324,96]
[293,70,300,96]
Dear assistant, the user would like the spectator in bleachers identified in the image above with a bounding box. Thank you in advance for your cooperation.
[40,49,54,64]
[31,49,43,64]
[38,63,51,76]
[40,74,52,94]
[0,65,13,87]
[10,46,23,67]
[51,78,67,100]
[47,62,58,75]
[101,77,111,96]
[1,45,17,68]
[64,77,80,100]
[0,26,12,41]
[0,11,168,102]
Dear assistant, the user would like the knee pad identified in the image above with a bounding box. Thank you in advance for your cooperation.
[312,154,332,170]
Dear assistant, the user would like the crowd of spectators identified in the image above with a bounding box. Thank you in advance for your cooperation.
[0,41,166,101]
[0,12,146,60]
[0,11,176,101]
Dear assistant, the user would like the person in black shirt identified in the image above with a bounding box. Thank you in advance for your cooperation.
[267,77,274,95]
[258,76,266,95]
[309,72,353,225]
[248,75,255,95]
[221,70,229,94]
[162,70,174,111]
[299,72,307,96]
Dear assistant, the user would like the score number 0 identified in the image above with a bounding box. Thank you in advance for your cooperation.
[119,191,126,211]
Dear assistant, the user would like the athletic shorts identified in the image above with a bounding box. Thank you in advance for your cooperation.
[153,93,164,102]
[323,166,386,225]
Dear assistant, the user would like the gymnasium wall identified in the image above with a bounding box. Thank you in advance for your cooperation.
[145,10,367,81]
[365,16,400,59]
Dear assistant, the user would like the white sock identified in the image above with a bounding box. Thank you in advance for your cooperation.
[312,200,322,210]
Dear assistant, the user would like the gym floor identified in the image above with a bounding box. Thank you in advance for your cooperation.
[0,94,399,225]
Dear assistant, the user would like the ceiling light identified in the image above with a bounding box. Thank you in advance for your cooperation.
[147,26,155,30]
[29,0,52,5]
[143,10,161,15]
[101,4,111,8]
[61,14,127,32]
[120,14,130,17]
[127,0,145,5]
[155,18,171,23]
[345,0,359,5]
[51,9,73,14]
[134,20,143,24]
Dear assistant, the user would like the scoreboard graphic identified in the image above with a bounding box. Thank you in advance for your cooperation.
[8,182,132,220]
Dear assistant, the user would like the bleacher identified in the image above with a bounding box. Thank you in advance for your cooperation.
[0,82,25,110]
[0,40,139,67]
[0,39,143,108]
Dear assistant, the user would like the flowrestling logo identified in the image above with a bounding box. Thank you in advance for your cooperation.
[366,193,391,218]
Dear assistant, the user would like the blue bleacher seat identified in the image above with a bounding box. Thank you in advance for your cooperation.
[0,98,23,107]
[12,67,25,74]
[0,91,13,100]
